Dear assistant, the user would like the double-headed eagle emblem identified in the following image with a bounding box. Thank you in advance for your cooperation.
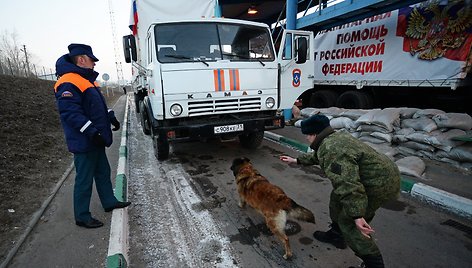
[405,0,472,60]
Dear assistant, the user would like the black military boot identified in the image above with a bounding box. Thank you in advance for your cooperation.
[359,254,385,268]
[313,223,347,249]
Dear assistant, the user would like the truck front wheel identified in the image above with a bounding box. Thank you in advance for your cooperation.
[152,131,169,161]
[139,101,151,135]
[239,131,264,149]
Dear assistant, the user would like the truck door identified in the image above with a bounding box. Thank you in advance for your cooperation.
[277,30,314,110]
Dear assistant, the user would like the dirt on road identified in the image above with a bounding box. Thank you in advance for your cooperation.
[0,75,120,263]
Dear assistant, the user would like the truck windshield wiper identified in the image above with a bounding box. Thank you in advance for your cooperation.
[222,52,265,66]
[164,54,209,66]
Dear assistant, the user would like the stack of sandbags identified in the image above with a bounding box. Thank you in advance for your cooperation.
[297,107,472,170]
[395,109,472,169]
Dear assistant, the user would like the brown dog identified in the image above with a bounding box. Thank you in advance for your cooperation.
[230,157,315,259]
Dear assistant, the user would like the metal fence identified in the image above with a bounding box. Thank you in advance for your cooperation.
[0,56,56,81]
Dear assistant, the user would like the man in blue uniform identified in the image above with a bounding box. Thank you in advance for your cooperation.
[54,43,131,228]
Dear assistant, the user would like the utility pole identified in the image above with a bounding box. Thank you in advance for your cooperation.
[21,45,31,76]
[108,0,125,86]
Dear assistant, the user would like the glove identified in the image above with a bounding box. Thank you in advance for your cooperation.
[92,132,106,147]
[111,117,120,131]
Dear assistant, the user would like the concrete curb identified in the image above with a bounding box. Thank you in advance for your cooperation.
[107,96,130,268]
[264,131,472,220]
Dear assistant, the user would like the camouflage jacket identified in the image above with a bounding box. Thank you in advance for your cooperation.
[298,127,400,218]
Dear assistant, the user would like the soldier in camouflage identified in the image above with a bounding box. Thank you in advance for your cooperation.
[280,114,400,268]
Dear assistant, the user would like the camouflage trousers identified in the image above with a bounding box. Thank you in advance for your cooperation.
[329,186,399,257]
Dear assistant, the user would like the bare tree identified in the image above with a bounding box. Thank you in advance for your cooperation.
[0,30,35,76]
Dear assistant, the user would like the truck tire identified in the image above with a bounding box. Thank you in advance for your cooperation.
[310,90,339,108]
[152,130,169,161]
[139,100,151,135]
[336,91,370,109]
[134,93,141,113]
[239,131,264,149]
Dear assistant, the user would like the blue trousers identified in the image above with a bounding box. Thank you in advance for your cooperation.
[73,148,117,222]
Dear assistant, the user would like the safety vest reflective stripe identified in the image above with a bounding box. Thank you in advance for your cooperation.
[54,73,100,93]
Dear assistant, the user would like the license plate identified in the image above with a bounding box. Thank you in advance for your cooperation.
[214,124,244,134]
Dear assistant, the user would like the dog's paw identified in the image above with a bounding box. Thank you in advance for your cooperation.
[283,253,292,260]
[238,201,246,208]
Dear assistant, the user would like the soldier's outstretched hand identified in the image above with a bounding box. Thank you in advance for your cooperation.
[354,217,375,238]
[280,155,297,164]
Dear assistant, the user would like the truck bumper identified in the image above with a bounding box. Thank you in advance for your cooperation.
[154,114,284,142]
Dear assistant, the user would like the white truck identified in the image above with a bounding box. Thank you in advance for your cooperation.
[122,0,314,160]
[300,0,471,111]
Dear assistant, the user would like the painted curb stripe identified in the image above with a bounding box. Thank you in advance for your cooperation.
[280,136,309,153]
[264,131,471,219]
[115,174,127,202]
[411,183,472,219]
[106,254,127,268]
[400,177,415,193]
[119,145,127,158]
[107,96,130,268]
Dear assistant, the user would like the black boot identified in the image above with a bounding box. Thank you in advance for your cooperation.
[313,223,347,249]
[360,254,384,268]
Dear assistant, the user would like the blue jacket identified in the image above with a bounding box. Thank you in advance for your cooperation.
[54,54,116,153]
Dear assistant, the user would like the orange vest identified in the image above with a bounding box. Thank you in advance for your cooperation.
[54,73,100,93]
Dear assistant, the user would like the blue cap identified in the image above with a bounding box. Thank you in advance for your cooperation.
[301,114,330,135]
[68,43,99,62]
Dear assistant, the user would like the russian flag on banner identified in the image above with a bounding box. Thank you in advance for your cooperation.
[129,0,138,35]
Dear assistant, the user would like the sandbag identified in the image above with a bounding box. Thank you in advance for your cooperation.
[412,109,445,119]
[405,129,465,152]
[432,113,472,131]
[363,142,398,161]
[395,156,426,179]
[357,124,392,134]
[393,128,415,143]
[330,117,355,130]
[370,132,393,143]
[397,146,417,157]
[300,107,345,118]
[355,108,401,132]
[399,108,420,119]
[401,141,436,152]
[359,135,388,144]
[401,118,438,132]
[340,109,370,120]
[435,144,472,162]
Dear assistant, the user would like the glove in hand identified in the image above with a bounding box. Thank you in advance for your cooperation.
[111,117,120,131]
[92,132,106,147]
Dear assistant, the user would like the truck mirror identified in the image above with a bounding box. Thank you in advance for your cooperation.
[123,35,138,63]
[296,37,307,64]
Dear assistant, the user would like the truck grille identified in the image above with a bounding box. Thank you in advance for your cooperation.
[188,97,261,116]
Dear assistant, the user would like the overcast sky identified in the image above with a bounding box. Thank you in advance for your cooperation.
[0,0,132,82]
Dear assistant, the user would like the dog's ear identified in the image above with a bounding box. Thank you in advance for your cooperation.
[230,157,248,173]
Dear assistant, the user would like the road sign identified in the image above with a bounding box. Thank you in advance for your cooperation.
[102,73,110,81]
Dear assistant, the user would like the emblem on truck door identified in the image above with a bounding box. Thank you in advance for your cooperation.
[292,69,301,87]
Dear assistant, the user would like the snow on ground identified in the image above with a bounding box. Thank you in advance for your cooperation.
[127,101,237,267]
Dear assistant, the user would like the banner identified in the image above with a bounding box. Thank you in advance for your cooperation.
[313,1,472,83]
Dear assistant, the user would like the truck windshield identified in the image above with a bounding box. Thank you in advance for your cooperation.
[155,22,275,63]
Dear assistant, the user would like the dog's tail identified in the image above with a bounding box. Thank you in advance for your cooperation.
[287,200,315,224]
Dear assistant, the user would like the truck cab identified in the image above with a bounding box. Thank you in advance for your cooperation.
[124,18,313,160]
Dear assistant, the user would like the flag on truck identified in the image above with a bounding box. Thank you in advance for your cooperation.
[129,0,138,35]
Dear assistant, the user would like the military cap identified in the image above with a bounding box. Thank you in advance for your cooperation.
[68,43,99,62]
[301,114,330,134]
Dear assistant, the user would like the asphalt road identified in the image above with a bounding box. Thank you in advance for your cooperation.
[126,103,472,267]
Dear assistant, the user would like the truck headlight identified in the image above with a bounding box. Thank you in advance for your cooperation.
[170,103,182,116]
[265,97,275,109]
